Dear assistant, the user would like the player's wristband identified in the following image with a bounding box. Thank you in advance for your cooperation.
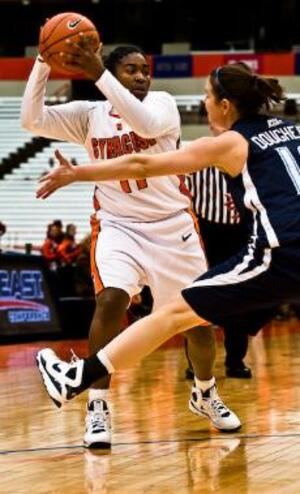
[37,56,45,63]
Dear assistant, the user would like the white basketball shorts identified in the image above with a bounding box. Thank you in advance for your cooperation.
[90,209,207,310]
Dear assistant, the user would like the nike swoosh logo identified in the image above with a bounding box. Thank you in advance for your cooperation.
[68,18,82,29]
[53,363,62,372]
[182,233,192,242]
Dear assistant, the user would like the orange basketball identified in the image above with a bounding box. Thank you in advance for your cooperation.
[39,12,100,74]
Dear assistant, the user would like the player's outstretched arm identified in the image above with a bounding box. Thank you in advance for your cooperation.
[37,148,153,199]
[36,133,247,199]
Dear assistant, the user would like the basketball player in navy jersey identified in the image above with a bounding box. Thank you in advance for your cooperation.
[36,63,300,428]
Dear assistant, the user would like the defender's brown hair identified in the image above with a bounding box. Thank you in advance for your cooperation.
[210,62,286,117]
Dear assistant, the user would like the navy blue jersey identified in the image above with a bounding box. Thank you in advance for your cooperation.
[226,115,300,248]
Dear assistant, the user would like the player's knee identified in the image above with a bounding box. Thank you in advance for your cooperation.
[184,325,215,346]
[95,288,129,317]
[156,298,199,335]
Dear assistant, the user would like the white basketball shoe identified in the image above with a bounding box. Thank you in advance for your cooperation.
[36,348,88,407]
[84,399,111,449]
[189,383,241,432]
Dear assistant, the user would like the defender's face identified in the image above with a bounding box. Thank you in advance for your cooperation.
[115,53,151,101]
[204,79,229,130]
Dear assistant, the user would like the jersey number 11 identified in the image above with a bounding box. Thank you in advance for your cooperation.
[120,179,148,193]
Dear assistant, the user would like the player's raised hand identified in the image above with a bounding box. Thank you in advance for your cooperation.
[59,35,105,80]
[36,150,77,199]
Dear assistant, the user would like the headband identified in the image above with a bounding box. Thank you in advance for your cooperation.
[213,67,232,99]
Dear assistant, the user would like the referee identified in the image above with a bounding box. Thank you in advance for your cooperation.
[186,167,256,378]
[186,160,279,378]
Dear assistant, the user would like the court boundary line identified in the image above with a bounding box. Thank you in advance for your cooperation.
[1,432,300,455]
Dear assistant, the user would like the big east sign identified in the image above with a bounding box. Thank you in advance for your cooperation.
[0,269,50,323]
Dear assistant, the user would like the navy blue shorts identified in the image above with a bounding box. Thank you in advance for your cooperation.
[182,240,300,328]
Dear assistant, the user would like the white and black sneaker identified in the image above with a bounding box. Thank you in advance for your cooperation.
[36,348,88,408]
[189,384,241,432]
[84,399,111,449]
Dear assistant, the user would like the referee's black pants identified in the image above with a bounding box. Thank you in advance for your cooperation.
[197,216,276,366]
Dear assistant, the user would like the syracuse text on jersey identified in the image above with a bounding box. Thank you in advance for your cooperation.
[91,132,157,159]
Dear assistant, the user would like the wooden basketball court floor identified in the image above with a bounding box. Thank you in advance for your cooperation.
[1,318,300,494]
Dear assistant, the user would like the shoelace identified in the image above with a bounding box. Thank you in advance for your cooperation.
[210,399,230,417]
[70,349,79,364]
[88,408,109,432]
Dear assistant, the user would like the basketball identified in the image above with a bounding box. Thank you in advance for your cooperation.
[39,12,100,73]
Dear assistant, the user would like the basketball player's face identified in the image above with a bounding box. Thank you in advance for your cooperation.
[204,80,228,130]
[115,53,151,101]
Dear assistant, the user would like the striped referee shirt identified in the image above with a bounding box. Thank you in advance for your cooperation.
[186,168,240,224]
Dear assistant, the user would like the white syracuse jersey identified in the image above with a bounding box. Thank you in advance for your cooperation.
[21,60,191,222]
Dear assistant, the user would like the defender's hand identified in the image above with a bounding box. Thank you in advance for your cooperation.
[36,150,77,199]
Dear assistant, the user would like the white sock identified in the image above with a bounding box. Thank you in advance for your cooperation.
[194,376,215,392]
[88,389,109,403]
[97,349,115,374]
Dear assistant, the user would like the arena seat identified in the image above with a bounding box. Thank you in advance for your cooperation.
[0,98,37,166]
[0,138,93,248]
[0,123,34,162]
[0,97,70,166]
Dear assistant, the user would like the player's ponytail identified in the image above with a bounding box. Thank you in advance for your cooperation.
[253,75,284,110]
[210,62,286,116]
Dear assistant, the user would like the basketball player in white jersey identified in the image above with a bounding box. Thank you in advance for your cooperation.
[21,38,240,447]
